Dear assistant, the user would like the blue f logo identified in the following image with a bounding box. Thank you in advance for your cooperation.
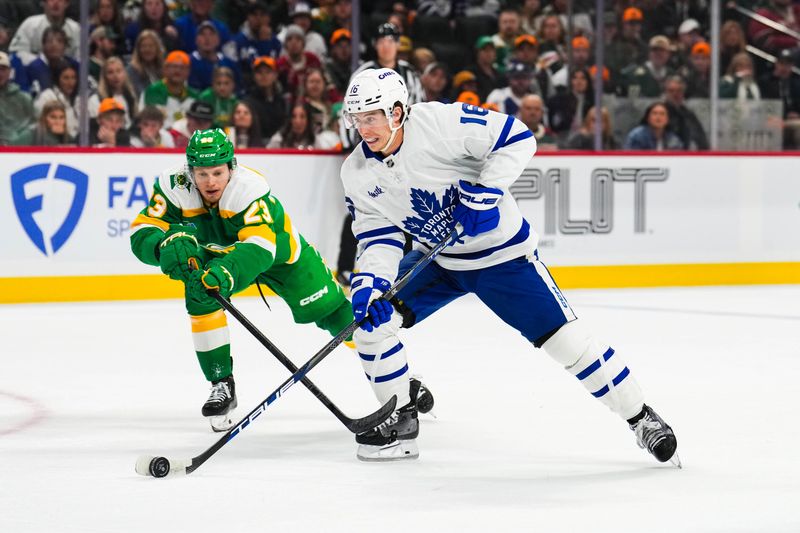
[11,163,88,255]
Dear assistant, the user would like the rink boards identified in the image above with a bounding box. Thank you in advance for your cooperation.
[0,149,798,303]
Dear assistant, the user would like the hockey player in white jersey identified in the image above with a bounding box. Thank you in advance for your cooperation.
[339,67,680,465]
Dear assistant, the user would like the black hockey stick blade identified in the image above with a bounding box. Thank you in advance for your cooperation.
[209,290,397,434]
[344,394,396,433]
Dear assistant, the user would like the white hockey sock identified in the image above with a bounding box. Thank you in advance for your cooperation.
[542,320,644,421]
[353,314,411,408]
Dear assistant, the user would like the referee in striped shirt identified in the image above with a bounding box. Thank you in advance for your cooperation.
[339,22,423,151]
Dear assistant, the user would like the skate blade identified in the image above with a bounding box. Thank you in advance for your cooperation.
[208,413,235,432]
[669,453,682,469]
[357,439,419,462]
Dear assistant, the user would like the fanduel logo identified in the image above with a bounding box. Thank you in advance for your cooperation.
[11,163,89,255]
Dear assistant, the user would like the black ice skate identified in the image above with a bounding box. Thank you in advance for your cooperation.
[410,376,434,414]
[356,400,419,461]
[202,375,237,432]
[629,404,681,467]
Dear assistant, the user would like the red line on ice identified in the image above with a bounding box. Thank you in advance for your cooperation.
[0,391,48,436]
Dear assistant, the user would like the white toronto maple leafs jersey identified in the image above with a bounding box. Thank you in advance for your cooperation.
[340,101,538,282]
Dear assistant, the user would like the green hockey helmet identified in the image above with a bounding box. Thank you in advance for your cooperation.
[186,128,235,168]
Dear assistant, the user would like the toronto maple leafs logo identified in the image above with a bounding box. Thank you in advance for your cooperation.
[402,186,458,243]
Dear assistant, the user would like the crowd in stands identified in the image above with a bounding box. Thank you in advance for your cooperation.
[1,0,800,150]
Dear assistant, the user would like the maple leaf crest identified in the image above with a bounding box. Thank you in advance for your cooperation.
[402,185,458,243]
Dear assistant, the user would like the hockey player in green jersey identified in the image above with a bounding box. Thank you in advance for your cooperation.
[130,128,354,431]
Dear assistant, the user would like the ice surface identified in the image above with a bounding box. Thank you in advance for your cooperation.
[1,286,798,533]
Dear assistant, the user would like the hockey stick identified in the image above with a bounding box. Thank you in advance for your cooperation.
[208,290,394,434]
[135,226,458,478]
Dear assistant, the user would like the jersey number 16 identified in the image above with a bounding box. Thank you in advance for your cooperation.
[459,103,489,126]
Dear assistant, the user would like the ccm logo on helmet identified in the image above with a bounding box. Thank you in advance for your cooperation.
[378,71,395,80]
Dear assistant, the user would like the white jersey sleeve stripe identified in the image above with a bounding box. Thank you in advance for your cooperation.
[242,236,277,256]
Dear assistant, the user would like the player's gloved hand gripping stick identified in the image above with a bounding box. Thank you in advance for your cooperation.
[158,224,201,282]
[135,226,459,478]
[350,274,393,332]
[452,180,503,237]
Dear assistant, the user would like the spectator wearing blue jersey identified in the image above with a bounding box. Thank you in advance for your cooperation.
[486,61,538,116]
[189,21,241,92]
[8,52,31,93]
[228,2,281,82]
[25,26,79,98]
[174,0,230,53]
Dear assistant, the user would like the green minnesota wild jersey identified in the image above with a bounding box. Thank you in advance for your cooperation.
[131,164,303,290]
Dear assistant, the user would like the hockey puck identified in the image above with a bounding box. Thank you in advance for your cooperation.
[416,392,434,414]
[149,456,171,478]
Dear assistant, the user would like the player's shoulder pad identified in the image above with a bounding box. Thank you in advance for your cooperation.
[220,165,271,214]
[340,144,372,190]
[156,164,201,209]
[407,100,455,137]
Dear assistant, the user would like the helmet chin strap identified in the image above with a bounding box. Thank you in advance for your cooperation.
[378,126,400,154]
[377,107,408,154]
